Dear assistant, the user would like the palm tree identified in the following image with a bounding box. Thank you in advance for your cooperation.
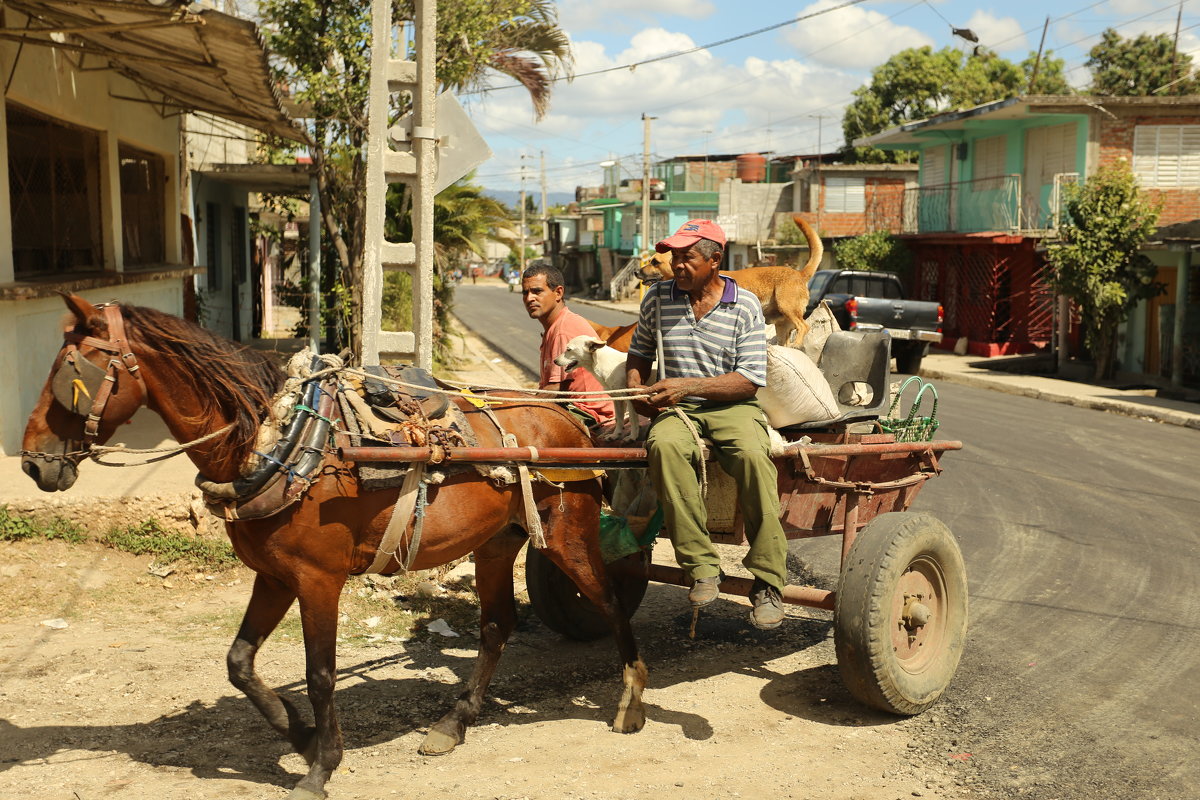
[405,0,574,120]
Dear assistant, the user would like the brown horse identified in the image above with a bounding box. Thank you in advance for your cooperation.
[20,294,646,800]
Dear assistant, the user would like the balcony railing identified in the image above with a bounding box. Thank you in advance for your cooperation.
[904,175,1022,234]
[898,173,1080,236]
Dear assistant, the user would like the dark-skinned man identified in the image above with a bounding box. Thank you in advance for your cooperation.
[625,220,786,629]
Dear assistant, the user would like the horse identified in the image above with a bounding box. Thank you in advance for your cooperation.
[20,294,646,800]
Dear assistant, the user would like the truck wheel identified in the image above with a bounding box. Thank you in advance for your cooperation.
[895,343,926,374]
[526,547,649,641]
[834,512,967,715]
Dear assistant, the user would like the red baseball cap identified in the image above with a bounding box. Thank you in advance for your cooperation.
[655,219,727,253]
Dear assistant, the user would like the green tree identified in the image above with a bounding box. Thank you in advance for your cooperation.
[1086,28,1198,96]
[832,231,914,286]
[843,46,1073,163]
[1046,161,1163,380]
[258,0,572,351]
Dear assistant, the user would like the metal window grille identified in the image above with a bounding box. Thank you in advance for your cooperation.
[6,105,103,277]
[118,145,165,266]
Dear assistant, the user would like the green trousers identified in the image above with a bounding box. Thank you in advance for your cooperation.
[646,400,788,591]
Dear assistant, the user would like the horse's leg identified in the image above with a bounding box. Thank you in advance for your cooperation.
[289,571,348,800]
[541,491,647,734]
[420,525,527,756]
[227,574,319,760]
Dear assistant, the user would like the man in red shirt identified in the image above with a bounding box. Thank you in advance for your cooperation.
[521,264,615,432]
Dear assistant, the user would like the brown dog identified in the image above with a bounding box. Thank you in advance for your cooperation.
[635,214,823,347]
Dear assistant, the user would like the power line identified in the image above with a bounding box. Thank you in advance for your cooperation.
[460,0,874,96]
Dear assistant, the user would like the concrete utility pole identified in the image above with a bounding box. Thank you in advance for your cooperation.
[1169,1,1184,87]
[540,150,549,260]
[1028,16,1049,93]
[519,154,527,272]
[641,113,655,255]
[811,114,824,235]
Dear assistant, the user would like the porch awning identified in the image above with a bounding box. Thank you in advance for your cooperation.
[1,0,305,142]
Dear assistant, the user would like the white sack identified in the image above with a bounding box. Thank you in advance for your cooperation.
[758,345,840,428]
[799,301,841,363]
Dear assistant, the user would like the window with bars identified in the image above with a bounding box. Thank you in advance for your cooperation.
[1133,125,1200,188]
[6,105,103,277]
[119,145,166,266]
[824,176,865,213]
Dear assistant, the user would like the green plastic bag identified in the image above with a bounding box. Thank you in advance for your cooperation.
[599,511,642,564]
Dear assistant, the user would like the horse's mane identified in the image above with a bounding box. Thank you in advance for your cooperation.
[113,304,287,460]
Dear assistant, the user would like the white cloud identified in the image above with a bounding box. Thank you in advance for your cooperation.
[965,10,1029,53]
[559,0,716,33]
[784,0,934,70]
[469,28,863,193]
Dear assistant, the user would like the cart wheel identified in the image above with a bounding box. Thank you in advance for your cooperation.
[834,512,967,715]
[526,547,649,641]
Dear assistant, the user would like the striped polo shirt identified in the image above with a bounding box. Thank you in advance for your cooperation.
[628,276,768,387]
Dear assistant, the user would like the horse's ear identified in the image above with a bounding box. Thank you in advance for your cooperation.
[57,292,95,326]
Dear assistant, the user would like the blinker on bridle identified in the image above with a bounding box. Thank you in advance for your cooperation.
[50,302,148,447]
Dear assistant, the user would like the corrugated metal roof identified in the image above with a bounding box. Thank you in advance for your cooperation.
[2,0,305,142]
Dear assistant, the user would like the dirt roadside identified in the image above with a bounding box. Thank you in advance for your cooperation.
[0,534,980,800]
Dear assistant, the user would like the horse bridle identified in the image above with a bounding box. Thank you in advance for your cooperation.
[49,302,148,449]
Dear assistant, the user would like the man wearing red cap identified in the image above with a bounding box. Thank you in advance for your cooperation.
[625,219,787,629]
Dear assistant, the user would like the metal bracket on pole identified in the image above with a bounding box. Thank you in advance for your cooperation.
[361,0,437,370]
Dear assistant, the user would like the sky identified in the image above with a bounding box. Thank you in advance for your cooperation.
[460,0,1200,196]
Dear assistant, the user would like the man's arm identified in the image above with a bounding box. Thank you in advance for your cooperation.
[643,373,757,410]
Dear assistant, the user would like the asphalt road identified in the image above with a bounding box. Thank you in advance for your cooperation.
[453,280,1200,799]
[453,282,638,379]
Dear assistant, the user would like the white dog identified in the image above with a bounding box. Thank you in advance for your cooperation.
[553,335,642,441]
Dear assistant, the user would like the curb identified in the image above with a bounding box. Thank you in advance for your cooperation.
[919,366,1200,430]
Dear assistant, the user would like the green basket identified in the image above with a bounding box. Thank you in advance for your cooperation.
[880,376,940,443]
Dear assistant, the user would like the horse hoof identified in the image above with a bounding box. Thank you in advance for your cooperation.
[418,726,462,756]
[287,787,326,800]
[612,709,646,734]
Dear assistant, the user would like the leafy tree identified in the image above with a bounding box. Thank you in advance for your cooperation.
[843,46,1073,163]
[258,0,572,352]
[1086,28,1198,96]
[832,231,914,286]
[1046,160,1163,379]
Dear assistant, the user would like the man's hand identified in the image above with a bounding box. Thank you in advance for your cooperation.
[645,378,700,410]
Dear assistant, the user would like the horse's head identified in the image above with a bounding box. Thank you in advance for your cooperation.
[21,294,148,492]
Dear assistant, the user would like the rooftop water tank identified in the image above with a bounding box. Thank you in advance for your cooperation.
[736,153,767,183]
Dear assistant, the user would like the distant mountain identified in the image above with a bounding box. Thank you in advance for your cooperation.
[484,189,577,212]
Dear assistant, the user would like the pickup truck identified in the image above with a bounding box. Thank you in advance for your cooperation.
[805,269,943,374]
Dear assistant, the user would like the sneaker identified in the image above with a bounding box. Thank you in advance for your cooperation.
[688,574,722,607]
[749,578,784,630]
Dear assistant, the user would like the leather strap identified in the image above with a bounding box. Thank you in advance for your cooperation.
[365,463,426,574]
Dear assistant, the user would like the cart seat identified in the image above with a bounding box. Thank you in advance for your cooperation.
[781,330,892,432]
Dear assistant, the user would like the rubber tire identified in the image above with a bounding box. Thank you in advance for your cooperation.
[894,342,927,375]
[525,547,649,641]
[834,512,968,715]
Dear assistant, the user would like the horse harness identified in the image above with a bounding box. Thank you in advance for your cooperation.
[23,303,149,467]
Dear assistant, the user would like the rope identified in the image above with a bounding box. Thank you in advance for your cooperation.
[339,367,654,404]
[86,422,237,467]
[671,407,709,498]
